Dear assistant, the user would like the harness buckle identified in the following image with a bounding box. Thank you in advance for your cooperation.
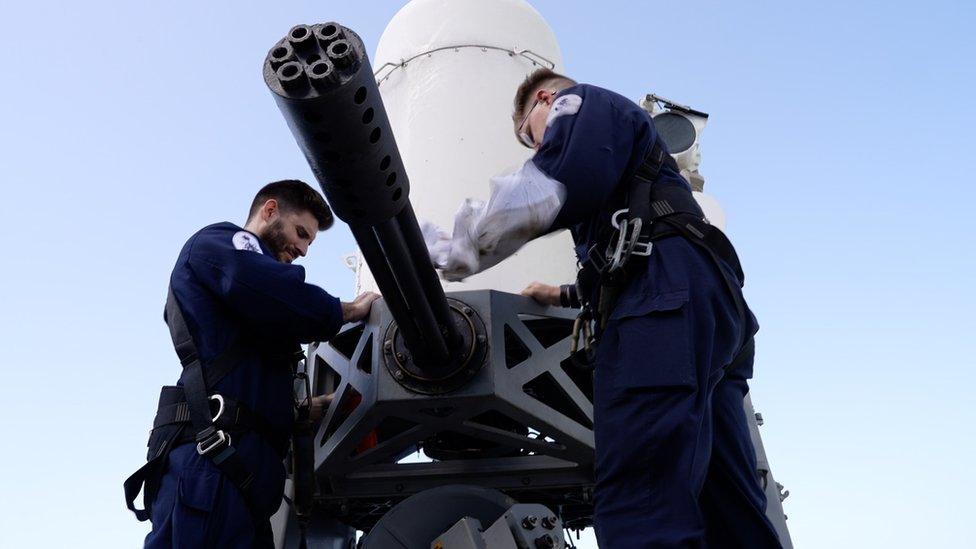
[196,427,231,456]
[195,394,230,456]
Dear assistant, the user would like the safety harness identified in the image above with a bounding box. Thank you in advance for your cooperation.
[123,288,298,522]
[571,138,752,368]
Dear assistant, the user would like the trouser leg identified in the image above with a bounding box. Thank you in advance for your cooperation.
[700,370,783,549]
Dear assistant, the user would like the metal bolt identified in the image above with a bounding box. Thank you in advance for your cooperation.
[755,412,764,426]
[534,534,556,548]
[462,306,473,315]
[522,515,538,530]
[393,370,403,380]
[383,340,393,352]
[541,515,558,529]
[395,352,405,361]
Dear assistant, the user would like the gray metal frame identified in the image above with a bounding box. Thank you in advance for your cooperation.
[308,290,594,526]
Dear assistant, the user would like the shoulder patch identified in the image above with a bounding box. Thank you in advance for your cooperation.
[232,231,263,254]
[546,94,583,127]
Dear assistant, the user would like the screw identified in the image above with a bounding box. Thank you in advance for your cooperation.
[476,334,486,344]
[393,370,403,380]
[396,352,405,361]
[534,534,556,548]
[541,515,558,529]
[522,515,538,530]
[383,340,393,353]
[755,412,764,426]
[462,306,472,315]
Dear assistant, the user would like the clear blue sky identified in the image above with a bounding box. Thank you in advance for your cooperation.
[0,1,973,547]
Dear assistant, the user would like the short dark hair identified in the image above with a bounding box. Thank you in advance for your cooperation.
[248,179,334,231]
[512,68,578,128]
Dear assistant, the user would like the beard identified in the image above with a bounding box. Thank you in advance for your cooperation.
[262,219,292,263]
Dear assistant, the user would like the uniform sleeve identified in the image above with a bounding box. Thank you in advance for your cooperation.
[533,86,642,230]
[186,232,344,343]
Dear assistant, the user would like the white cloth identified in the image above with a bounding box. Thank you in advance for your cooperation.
[422,160,567,281]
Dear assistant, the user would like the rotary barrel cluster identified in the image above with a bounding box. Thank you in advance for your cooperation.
[264,23,408,226]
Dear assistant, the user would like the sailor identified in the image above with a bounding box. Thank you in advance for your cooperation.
[429,70,783,548]
[124,180,379,547]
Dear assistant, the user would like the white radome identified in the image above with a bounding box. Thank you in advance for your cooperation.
[354,0,578,294]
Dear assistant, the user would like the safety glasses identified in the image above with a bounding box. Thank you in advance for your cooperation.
[516,98,541,148]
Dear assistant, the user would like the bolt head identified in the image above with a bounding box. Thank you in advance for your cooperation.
[522,515,539,529]
[541,515,558,529]
[393,370,403,379]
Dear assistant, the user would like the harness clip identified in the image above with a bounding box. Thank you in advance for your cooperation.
[606,209,653,273]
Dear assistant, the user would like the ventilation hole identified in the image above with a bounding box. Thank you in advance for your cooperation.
[355,334,373,374]
[522,317,575,348]
[310,62,329,76]
[392,188,402,201]
[523,372,593,429]
[322,384,363,445]
[281,64,299,77]
[272,46,288,59]
[303,112,322,123]
[352,208,366,218]
[379,155,391,171]
[330,324,366,360]
[385,171,397,186]
[333,42,348,55]
[560,356,594,404]
[313,131,332,143]
[504,325,531,369]
[369,127,381,143]
[323,24,338,36]
[361,108,374,124]
[354,86,367,104]
[291,27,308,39]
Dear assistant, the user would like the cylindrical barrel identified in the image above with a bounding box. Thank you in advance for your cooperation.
[265,22,458,367]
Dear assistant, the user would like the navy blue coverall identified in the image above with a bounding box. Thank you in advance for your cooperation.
[144,222,344,548]
[534,85,783,548]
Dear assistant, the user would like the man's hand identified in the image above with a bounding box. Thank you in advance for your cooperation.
[341,291,380,323]
[521,282,561,306]
[308,393,334,423]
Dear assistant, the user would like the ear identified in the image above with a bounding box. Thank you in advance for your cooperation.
[538,88,556,105]
[262,198,279,220]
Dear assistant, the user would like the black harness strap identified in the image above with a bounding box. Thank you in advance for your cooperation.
[164,287,262,516]
[123,288,265,522]
[576,138,754,370]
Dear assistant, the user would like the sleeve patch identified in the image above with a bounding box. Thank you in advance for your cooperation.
[232,231,263,254]
[546,94,583,127]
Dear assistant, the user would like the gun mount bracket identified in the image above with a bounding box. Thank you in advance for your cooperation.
[383,298,488,395]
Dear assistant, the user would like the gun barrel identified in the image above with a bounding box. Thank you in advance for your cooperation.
[265,22,458,366]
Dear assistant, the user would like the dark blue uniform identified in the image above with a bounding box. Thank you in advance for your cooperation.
[535,85,782,547]
[144,222,343,548]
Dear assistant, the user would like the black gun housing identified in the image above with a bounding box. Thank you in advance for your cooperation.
[265,23,461,370]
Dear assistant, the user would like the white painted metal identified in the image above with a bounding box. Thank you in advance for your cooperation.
[355,0,578,295]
